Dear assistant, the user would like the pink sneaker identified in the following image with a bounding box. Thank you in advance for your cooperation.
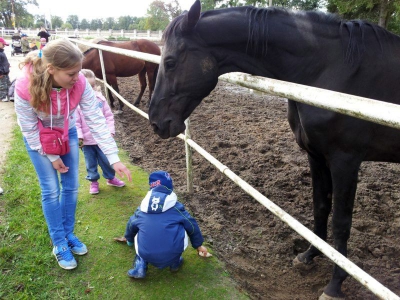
[89,181,99,194]
[106,177,125,187]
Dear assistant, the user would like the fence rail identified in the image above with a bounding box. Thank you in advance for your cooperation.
[68,37,400,300]
[1,28,162,41]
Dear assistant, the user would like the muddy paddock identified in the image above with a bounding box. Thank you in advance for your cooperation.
[112,75,400,300]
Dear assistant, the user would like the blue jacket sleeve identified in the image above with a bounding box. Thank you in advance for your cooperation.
[124,207,141,244]
[175,203,204,249]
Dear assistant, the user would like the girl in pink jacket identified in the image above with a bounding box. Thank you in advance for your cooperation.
[76,69,125,195]
[14,39,131,270]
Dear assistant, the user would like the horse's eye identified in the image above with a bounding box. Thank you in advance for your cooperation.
[165,60,176,70]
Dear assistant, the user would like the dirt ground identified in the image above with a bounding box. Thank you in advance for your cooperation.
[113,76,400,300]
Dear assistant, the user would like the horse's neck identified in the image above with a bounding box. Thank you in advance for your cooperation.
[197,8,341,82]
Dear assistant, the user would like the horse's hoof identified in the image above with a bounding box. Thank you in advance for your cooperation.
[114,110,123,115]
[319,292,345,300]
[293,256,315,271]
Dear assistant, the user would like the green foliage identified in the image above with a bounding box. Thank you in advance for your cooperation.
[102,17,116,30]
[0,0,38,27]
[0,127,249,300]
[90,19,103,30]
[80,19,90,30]
[61,22,73,30]
[327,0,399,32]
[51,15,64,29]
[273,0,324,10]
[145,0,171,30]
[66,14,79,29]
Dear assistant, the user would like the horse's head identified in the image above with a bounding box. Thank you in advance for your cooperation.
[149,0,219,139]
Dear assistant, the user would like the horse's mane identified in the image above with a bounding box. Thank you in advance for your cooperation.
[244,6,391,65]
[164,6,396,66]
[81,38,108,55]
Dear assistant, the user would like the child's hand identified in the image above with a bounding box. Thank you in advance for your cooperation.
[197,245,212,257]
[78,139,83,148]
[113,236,127,243]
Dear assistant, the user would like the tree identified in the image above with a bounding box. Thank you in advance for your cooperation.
[51,16,64,29]
[102,17,116,30]
[0,0,38,28]
[145,0,170,30]
[327,0,399,29]
[90,18,103,30]
[200,0,224,11]
[80,18,90,30]
[66,14,79,29]
[165,0,183,18]
[117,16,135,30]
[61,22,73,30]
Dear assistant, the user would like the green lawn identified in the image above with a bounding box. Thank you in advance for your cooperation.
[0,127,248,300]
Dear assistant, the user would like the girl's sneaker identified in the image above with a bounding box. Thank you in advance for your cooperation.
[67,233,88,255]
[89,181,99,194]
[106,177,125,187]
[53,244,77,270]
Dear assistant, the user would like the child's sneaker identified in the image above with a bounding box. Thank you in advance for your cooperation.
[127,255,148,278]
[67,233,88,255]
[106,177,125,187]
[89,181,99,194]
[52,244,77,270]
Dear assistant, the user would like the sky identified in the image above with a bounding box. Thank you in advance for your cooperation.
[28,0,197,22]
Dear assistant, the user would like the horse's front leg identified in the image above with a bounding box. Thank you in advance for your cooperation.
[294,153,332,267]
[133,68,147,106]
[319,153,361,300]
[146,65,158,108]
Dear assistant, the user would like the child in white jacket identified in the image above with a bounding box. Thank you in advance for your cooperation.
[76,69,125,194]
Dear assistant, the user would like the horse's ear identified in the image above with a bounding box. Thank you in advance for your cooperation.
[180,0,201,34]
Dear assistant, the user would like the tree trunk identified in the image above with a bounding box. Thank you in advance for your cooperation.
[378,0,389,28]
[269,0,273,6]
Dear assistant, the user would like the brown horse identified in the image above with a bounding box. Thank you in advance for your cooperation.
[82,39,160,111]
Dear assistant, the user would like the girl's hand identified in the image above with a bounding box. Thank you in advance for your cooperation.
[52,158,69,173]
[112,162,132,181]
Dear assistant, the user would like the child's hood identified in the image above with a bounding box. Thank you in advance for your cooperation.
[140,186,177,214]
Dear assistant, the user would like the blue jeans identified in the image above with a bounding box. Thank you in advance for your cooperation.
[82,145,115,181]
[24,127,79,246]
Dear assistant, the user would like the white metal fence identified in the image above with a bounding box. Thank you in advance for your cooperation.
[68,37,400,300]
[1,28,162,41]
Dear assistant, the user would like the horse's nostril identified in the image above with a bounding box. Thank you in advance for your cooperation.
[151,122,159,132]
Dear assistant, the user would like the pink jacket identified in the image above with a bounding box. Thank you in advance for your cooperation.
[14,68,119,164]
[76,91,115,145]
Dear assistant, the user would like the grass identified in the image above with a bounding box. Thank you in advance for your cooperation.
[0,127,248,300]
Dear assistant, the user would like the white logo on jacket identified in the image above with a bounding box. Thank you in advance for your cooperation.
[151,197,160,211]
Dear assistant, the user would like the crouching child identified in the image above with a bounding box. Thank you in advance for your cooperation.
[124,170,211,278]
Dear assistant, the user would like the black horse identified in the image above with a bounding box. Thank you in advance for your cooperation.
[149,1,400,299]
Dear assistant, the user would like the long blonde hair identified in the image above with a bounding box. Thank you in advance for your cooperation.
[21,38,84,112]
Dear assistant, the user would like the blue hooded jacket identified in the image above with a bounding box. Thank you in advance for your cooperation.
[124,185,204,269]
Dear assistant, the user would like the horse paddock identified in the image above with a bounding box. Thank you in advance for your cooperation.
[114,75,400,300]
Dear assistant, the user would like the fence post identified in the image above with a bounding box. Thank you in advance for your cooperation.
[97,28,100,36]
[121,29,124,38]
[86,29,89,37]
[147,29,150,37]
[185,118,194,193]
[158,30,162,39]
[98,49,109,105]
